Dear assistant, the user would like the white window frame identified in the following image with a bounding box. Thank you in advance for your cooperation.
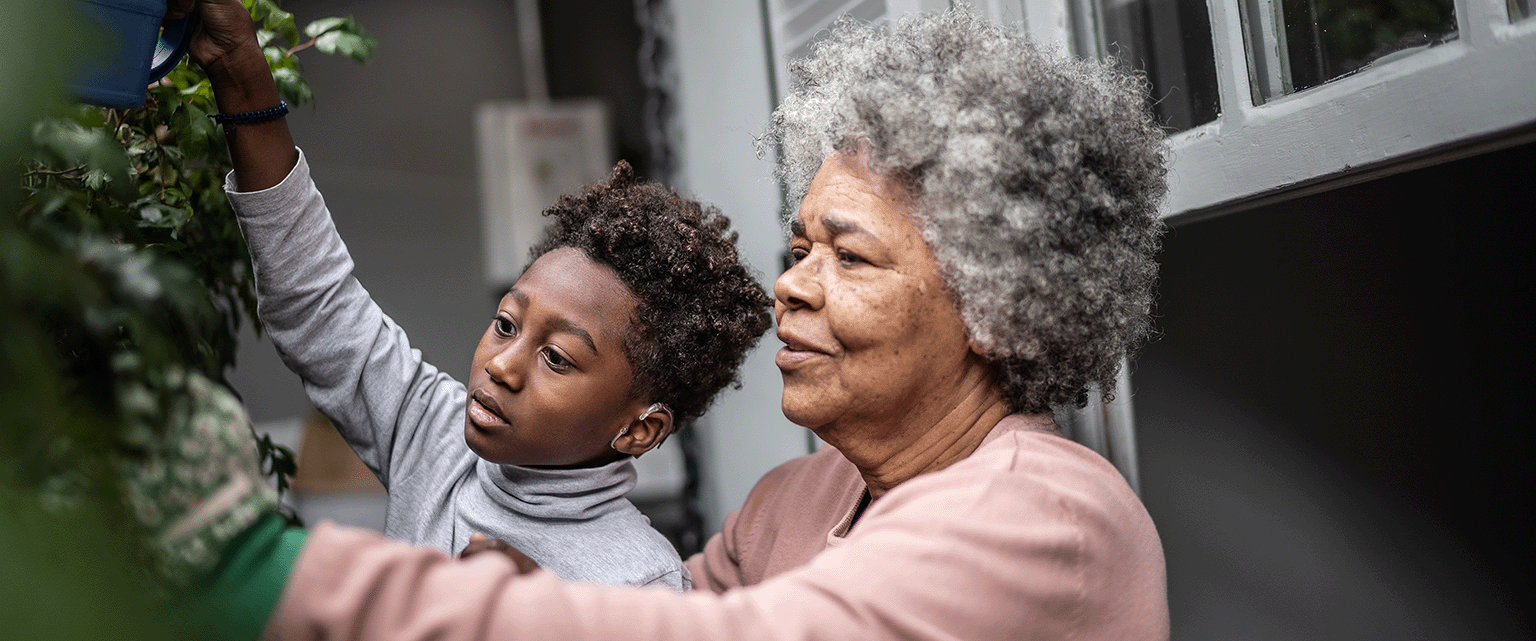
[1161,0,1536,221]
[1014,0,1536,221]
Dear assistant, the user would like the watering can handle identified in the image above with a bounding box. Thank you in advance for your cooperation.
[149,13,198,83]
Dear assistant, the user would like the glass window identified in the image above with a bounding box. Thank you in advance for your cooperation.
[1243,0,1458,102]
[1513,0,1533,21]
[1090,0,1222,132]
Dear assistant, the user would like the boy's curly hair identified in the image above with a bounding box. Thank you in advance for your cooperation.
[526,161,774,422]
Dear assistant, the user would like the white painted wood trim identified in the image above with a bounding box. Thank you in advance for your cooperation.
[1162,0,1536,220]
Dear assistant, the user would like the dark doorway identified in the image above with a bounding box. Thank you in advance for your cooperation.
[1136,139,1534,639]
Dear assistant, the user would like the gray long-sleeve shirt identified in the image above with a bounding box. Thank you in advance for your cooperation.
[226,150,689,590]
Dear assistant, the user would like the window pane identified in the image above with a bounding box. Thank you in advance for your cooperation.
[1254,0,1458,98]
[1094,0,1221,132]
[1513,0,1533,22]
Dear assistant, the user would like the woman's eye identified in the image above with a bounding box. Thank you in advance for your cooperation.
[494,317,515,336]
[542,348,570,370]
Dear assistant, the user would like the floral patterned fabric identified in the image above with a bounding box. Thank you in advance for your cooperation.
[116,367,278,586]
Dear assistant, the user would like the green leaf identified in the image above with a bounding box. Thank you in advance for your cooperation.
[264,7,300,49]
[271,67,314,106]
[248,0,275,23]
[70,106,110,130]
[169,102,211,162]
[153,159,177,185]
[314,30,376,63]
[81,169,110,191]
[178,79,214,106]
[29,118,133,201]
[256,29,277,48]
[304,16,351,38]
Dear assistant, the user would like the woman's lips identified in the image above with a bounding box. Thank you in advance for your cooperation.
[775,346,826,370]
[775,330,832,370]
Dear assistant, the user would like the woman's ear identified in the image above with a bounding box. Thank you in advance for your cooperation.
[612,403,674,457]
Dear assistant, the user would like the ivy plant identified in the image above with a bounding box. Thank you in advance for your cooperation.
[7,0,373,550]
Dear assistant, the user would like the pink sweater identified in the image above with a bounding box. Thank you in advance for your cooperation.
[263,414,1169,640]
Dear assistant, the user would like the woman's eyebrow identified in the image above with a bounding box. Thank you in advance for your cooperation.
[821,215,870,239]
[792,215,871,239]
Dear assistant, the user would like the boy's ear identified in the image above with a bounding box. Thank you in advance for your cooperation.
[613,403,674,457]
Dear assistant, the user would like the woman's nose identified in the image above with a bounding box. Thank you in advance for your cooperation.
[774,251,824,312]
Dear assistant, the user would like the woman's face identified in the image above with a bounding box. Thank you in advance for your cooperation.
[466,247,647,467]
[774,152,977,441]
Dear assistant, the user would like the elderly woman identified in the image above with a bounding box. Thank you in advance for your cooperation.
[176,5,1169,640]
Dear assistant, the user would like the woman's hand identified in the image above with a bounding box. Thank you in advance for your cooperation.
[165,0,264,82]
[460,533,543,575]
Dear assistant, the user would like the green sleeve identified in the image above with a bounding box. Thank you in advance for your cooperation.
[176,511,307,641]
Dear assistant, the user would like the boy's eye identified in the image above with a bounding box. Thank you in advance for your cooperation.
[494,317,516,336]
[542,348,571,370]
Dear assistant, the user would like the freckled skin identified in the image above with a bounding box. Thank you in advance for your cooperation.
[465,247,653,468]
[775,151,1010,495]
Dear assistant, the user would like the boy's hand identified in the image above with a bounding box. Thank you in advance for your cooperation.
[460,533,542,575]
[167,0,297,190]
[165,0,266,82]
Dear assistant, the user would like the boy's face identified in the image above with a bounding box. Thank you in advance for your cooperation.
[466,247,648,467]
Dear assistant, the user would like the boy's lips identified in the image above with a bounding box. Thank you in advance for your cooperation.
[468,389,511,429]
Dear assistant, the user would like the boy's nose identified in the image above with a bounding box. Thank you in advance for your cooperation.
[485,344,528,391]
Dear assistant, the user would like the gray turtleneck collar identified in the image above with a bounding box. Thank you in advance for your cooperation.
[482,457,638,522]
[449,456,690,590]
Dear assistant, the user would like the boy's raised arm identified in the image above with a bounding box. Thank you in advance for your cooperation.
[176,0,467,490]
[171,0,297,191]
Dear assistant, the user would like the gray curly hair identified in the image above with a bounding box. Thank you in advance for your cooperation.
[763,6,1167,413]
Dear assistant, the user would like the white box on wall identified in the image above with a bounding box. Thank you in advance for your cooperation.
[476,99,613,285]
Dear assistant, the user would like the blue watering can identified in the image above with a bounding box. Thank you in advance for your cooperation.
[70,0,196,108]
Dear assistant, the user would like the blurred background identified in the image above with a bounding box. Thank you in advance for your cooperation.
[209,0,1534,638]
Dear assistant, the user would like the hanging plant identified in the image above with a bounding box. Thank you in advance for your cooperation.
[3,2,373,631]
[14,0,373,499]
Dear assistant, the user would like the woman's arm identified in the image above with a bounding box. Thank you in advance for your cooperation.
[261,436,1170,640]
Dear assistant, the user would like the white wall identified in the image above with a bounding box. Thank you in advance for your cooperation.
[671,0,812,531]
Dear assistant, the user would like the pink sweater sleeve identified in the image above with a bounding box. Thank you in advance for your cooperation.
[263,522,860,641]
[264,430,1167,640]
[683,509,748,594]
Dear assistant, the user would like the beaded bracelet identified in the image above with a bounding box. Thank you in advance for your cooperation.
[208,101,290,126]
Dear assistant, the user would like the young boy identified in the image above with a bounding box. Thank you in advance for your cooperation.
[227,151,771,590]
